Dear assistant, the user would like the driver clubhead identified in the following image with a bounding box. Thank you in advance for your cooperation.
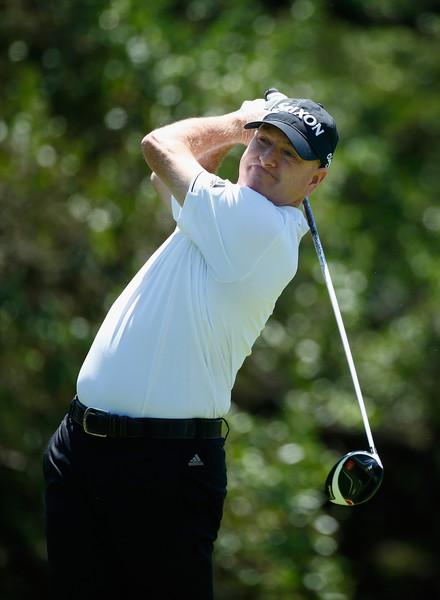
[325,450,383,506]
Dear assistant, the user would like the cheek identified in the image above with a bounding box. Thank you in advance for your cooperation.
[293,168,314,186]
[239,146,253,166]
[238,153,248,175]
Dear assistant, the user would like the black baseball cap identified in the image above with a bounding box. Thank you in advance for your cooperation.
[244,98,339,168]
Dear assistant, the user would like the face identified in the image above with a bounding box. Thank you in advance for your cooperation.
[238,124,327,207]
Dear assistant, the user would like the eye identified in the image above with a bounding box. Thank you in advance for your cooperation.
[257,135,271,145]
[284,148,299,161]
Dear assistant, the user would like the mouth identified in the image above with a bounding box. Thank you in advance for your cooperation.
[250,165,277,180]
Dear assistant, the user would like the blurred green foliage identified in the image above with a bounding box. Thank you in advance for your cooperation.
[1,0,440,598]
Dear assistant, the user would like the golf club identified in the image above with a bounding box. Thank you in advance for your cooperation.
[263,88,383,505]
[303,197,383,506]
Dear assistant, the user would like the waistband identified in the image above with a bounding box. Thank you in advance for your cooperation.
[69,396,227,439]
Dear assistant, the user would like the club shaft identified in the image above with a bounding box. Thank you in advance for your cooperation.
[303,198,376,453]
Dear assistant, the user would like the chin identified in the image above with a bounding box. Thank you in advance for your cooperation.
[268,198,285,207]
[241,178,265,196]
[271,197,299,208]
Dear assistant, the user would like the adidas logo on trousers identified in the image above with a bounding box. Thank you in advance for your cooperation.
[188,454,204,466]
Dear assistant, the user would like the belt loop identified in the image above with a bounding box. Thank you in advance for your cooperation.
[68,396,77,421]
[120,415,128,438]
[109,414,117,437]
[221,418,230,440]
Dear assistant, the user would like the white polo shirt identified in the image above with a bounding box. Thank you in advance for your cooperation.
[76,171,309,418]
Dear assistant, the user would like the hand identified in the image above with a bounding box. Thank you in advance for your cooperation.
[265,93,287,110]
[239,91,288,117]
[238,98,266,114]
[237,93,286,146]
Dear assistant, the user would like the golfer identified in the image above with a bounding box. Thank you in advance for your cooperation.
[43,91,338,599]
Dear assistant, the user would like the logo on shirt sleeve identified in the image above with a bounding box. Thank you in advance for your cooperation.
[209,176,226,188]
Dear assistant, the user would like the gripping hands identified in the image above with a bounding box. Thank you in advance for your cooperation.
[239,88,288,115]
[238,97,267,114]
[238,88,288,145]
[264,87,288,107]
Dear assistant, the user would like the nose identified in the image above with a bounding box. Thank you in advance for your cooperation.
[260,145,278,167]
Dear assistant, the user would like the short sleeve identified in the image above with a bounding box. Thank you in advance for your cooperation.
[175,170,309,282]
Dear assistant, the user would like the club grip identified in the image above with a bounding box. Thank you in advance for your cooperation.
[264,87,287,102]
[264,87,279,100]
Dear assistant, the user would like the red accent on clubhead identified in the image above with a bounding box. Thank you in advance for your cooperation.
[345,459,355,471]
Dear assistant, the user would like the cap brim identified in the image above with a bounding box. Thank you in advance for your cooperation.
[244,119,319,162]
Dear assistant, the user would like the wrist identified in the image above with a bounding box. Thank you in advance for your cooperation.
[226,110,258,146]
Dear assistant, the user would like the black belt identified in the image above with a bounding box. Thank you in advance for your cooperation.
[69,397,225,439]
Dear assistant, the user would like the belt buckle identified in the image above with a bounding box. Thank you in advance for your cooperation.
[83,406,109,437]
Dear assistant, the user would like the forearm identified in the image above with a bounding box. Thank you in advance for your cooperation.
[144,112,251,160]
[150,141,235,214]
[150,172,173,213]
[196,142,235,174]
[142,103,264,205]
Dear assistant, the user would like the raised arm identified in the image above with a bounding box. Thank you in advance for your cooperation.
[150,142,236,213]
[141,101,267,208]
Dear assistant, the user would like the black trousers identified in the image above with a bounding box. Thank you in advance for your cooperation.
[43,413,227,599]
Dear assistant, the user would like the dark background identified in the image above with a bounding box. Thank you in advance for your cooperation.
[1,0,439,598]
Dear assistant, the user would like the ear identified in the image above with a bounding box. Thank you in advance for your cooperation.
[306,168,327,196]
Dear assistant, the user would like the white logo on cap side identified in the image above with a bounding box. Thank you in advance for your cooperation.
[271,102,325,137]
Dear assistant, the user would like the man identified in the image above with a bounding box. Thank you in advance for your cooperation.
[43,92,338,599]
